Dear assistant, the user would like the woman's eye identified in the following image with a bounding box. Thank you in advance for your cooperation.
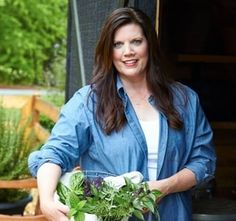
[113,42,123,49]
[132,39,142,45]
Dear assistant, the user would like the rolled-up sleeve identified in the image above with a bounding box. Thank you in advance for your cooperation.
[185,93,216,185]
[28,88,93,177]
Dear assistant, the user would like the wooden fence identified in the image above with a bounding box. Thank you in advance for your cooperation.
[1,95,59,142]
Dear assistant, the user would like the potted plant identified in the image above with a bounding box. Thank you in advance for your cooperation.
[0,104,40,215]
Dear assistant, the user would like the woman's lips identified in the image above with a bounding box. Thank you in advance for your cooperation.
[123,59,138,67]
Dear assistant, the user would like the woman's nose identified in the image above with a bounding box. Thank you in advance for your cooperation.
[123,44,135,56]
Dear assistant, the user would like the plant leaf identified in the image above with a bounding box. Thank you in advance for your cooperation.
[74,211,85,221]
[143,200,155,213]
[133,210,144,221]
[70,172,84,192]
[56,182,71,204]
[67,191,81,208]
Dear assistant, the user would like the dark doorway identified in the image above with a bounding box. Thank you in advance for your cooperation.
[158,0,236,218]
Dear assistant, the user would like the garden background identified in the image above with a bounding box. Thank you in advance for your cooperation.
[0,0,67,106]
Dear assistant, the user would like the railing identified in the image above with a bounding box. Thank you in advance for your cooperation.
[20,95,59,142]
[0,94,60,142]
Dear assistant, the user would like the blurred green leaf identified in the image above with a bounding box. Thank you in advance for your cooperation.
[0,0,67,87]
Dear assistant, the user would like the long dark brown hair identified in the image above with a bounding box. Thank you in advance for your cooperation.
[90,7,183,134]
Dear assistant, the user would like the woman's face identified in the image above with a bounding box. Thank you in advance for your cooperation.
[112,23,148,80]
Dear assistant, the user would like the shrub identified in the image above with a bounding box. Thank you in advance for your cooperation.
[0,104,40,202]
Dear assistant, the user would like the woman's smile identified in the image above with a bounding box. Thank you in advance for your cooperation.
[123,59,138,67]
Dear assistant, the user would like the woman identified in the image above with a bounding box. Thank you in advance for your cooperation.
[28,7,216,221]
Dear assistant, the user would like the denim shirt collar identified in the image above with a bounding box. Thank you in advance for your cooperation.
[116,74,125,97]
[116,74,167,119]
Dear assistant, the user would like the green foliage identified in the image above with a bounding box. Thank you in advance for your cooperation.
[39,92,65,131]
[0,189,28,202]
[41,92,65,108]
[39,114,55,132]
[0,104,40,202]
[0,0,67,86]
[57,171,162,221]
[0,107,33,180]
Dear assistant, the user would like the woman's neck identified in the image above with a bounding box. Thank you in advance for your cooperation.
[119,75,157,121]
[120,75,150,97]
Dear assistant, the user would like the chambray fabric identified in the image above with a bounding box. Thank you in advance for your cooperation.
[28,77,216,221]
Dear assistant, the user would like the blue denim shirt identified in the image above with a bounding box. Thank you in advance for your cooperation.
[28,78,216,221]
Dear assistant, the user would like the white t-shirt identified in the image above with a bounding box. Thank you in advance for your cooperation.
[139,111,160,181]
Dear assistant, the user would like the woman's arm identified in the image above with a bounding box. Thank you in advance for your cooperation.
[150,88,216,199]
[148,168,197,197]
[37,162,69,221]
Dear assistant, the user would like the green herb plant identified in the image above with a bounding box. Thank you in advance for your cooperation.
[0,104,40,202]
[57,171,162,221]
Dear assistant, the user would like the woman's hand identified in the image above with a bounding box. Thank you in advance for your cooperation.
[147,168,197,202]
[40,198,70,221]
[36,163,70,221]
[147,179,170,201]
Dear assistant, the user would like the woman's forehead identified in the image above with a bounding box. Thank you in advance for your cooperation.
[113,23,144,41]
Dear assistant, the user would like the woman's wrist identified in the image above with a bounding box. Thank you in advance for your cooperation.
[148,178,172,197]
[149,168,197,197]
